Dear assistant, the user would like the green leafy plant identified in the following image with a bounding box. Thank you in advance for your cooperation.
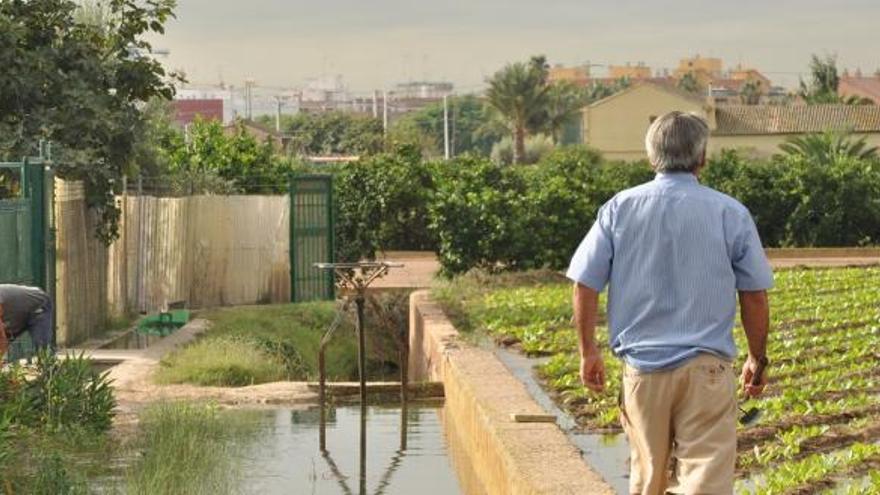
[26,351,116,433]
[779,131,879,162]
[434,265,880,489]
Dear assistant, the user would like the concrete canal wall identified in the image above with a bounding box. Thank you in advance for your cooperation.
[408,290,614,495]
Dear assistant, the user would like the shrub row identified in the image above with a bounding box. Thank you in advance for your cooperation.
[329,145,880,275]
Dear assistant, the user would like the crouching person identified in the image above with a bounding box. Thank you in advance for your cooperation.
[0,284,55,359]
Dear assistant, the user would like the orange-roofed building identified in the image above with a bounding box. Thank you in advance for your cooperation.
[548,65,591,86]
[608,63,652,80]
[839,71,880,105]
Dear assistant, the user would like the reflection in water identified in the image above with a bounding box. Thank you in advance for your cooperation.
[100,330,163,350]
[239,405,460,495]
[439,407,490,495]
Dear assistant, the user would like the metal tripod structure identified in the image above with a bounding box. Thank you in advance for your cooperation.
[314,261,406,495]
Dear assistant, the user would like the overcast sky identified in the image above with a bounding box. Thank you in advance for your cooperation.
[155,0,880,93]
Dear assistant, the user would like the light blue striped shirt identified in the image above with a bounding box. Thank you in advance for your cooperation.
[566,172,774,371]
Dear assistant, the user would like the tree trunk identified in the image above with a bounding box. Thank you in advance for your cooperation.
[513,126,526,164]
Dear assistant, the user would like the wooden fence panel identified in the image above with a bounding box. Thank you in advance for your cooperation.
[55,184,291,346]
[54,180,110,345]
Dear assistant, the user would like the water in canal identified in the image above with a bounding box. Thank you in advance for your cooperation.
[239,404,462,495]
[493,347,630,494]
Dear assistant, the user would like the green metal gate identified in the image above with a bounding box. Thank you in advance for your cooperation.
[290,174,335,302]
[0,157,54,359]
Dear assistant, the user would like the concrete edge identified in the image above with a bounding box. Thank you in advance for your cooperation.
[66,318,212,364]
[408,290,615,495]
[765,247,880,259]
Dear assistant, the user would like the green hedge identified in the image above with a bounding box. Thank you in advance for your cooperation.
[327,145,880,276]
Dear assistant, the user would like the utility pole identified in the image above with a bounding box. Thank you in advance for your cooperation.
[372,90,378,119]
[275,96,283,133]
[382,91,388,134]
[443,95,450,160]
[245,78,255,120]
[451,95,457,157]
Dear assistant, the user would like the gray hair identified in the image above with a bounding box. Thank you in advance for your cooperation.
[644,111,709,172]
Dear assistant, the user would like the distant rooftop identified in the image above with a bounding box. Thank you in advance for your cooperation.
[839,76,880,105]
[714,105,880,136]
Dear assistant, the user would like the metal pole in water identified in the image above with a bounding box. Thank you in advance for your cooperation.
[356,293,368,494]
[356,294,367,405]
[319,347,327,451]
[360,400,367,495]
[400,330,409,451]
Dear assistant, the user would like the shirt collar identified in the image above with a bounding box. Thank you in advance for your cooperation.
[654,172,699,184]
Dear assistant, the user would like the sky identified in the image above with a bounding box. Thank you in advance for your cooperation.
[155,0,880,93]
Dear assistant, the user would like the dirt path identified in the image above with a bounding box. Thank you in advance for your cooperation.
[373,250,880,290]
[68,320,319,421]
[109,357,317,410]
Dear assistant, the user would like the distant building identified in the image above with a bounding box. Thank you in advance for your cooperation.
[729,65,771,87]
[393,81,453,99]
[608,63,652,80]
[173,99,224,126]
[674,54,723,86]
[301,75,350,103]
[581,81,880,160]
[176,87,235,123]
[839,71,880,104]
[548,65,591,86]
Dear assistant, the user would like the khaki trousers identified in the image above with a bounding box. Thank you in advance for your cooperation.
[620,353,737,495]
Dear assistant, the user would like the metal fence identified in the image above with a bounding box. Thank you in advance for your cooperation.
[0,158,53,359]
[290,174,335,302]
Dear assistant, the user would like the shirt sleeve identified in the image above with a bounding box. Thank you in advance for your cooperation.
[566,204,614,292]
[732,212,774,291]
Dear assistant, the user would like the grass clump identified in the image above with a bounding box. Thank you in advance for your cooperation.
[158,299,407,386]
[156,337,287,386]
[124,402,259,495]
[198,301,361,378]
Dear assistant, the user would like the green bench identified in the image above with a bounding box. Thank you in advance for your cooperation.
[136,309,190,336]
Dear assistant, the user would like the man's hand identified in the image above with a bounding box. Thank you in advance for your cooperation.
[580,344,606,392]
[739,290,770,398]
[740,355,768,398]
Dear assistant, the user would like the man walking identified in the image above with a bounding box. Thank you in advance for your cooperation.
[0,284,55,359]
[566,112,772,494]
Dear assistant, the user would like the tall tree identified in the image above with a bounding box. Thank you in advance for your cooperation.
[799,54,840,104]
[0,0,179,241]
[542,81,589,143]
[677,72,702,94]
[586,77,631,103]
[280,111,384,157]
[485,56,551,164]
[798,54,874,105]
[389,95,504,157]
[739,80,763,105]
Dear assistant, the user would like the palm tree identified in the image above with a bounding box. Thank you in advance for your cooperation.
[739,80,762,105]
[542,81,588,143]
[485,56,550,164]
[778,131,879,163]
[586,77,631,104]
[677,72,702,94]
